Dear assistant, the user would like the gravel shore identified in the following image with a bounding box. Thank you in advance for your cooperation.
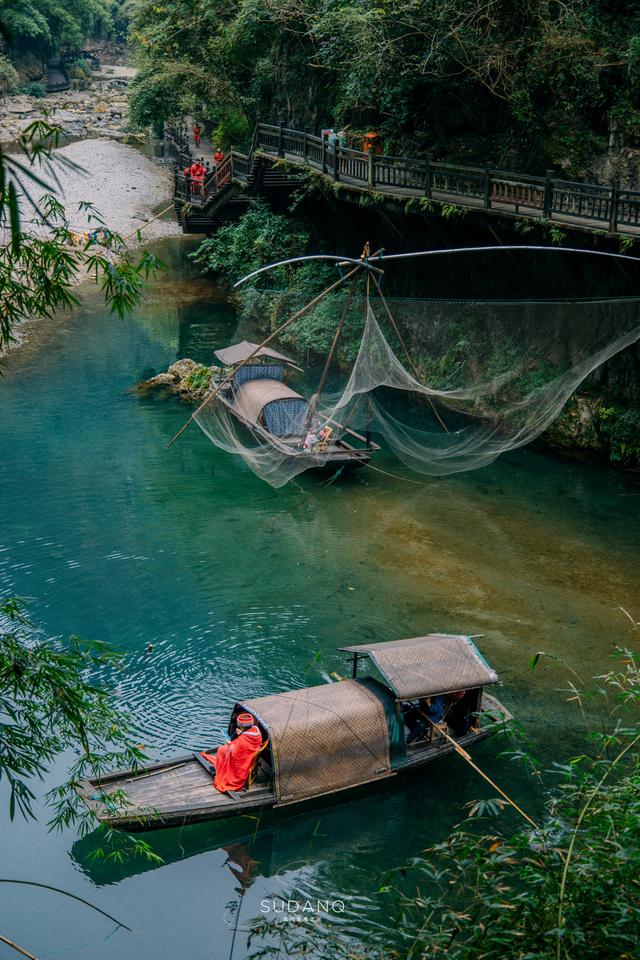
[25,137,181,242]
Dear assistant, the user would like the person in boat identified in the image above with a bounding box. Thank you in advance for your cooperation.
[303,426,319,450]
[403,695,447,743]
[447,689,479,735]
[204,713,264,793]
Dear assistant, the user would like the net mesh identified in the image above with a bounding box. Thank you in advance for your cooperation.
[194,292,640,487]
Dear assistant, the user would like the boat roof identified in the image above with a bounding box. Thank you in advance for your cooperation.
[214,340,295,366]
[234,379,306,426]
[238,679,391,804]
[338,634,498,700]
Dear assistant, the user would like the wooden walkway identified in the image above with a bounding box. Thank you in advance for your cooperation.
[167,122,640,238]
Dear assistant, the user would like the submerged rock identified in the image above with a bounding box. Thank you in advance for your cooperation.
[138,359,217,402]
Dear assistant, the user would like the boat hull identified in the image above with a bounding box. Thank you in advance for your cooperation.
[77,694,510,832]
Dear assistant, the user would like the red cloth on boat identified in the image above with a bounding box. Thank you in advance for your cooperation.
[203,725,263,793]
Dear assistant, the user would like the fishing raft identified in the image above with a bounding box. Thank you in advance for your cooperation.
[211,339,379,470]
[77,634,511,831]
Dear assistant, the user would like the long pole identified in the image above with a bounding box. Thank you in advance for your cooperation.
[425,717,538,828]
[166,260,372,448]
[0,933,39,960]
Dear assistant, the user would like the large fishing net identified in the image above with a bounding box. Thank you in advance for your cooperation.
[194,287,640,487]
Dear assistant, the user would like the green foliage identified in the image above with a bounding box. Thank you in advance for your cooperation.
[0,598,161,865]
[19,81,46,98]
[183,364,212,394]
[0,120,161,353]
[192,201,371,359]
[249,649,640,960]
[0,55,20,97]
[440,202,463,220]
[213,109,250,150]
[0,0,112,56]
[599,403,640,465]
[68,57,92,79]
[128,0,640,171]
[192,199,310,287]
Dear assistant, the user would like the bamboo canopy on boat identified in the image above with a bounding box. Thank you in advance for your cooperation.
[237,679,392,804]
[339,634,499,700]
[214,340,296,366]
[234,379,306,427]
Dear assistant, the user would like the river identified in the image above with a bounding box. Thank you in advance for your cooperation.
[1,237,639,960]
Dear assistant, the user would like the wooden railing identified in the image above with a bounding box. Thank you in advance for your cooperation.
[251,123,640,234]
[166,120,640,235]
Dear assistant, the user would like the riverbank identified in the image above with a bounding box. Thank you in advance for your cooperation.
[25,137,180,240]
[0,63,140,144]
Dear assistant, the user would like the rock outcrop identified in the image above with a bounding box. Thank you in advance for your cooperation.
[139,359,216,402]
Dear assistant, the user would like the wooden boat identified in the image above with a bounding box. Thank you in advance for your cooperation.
[210,340,380,470]
[78,634,511,832]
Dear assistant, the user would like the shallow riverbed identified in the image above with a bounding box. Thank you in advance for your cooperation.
[1,238,639,960]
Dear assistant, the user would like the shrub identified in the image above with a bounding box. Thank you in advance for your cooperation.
[19,81,46,99]
[0,55,19,97]
[599,403,640,464]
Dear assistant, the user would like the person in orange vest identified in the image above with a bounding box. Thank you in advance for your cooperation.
[192,122,202,148]
[189,158,206,196]
[201,713,264,793]
[213,147,224,165]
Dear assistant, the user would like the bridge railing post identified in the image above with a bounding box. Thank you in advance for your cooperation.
[322,136,327,175]
[423,156,432,197]
[543,169,554,218]
[367,148,375,189]
[484,162,494,208]
[608,180,620,233]
[278,120,284,158]
[303,127,308,161]
[333,140,340,182]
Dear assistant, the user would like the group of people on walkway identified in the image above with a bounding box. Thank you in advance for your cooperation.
[181,122,226,197]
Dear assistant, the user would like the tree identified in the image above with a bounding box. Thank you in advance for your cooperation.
[0,0,112,57]
[128,0,640,173]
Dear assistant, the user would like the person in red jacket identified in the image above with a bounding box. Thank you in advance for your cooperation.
[213,148,224,165]
[192,122,201,148]
[201,713,263,793]
[189,159,206,196]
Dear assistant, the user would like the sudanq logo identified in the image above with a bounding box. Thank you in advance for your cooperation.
[222,859,346,932]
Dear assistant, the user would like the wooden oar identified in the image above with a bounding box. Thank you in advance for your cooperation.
[166,255,376,448]
[425,717,538,828]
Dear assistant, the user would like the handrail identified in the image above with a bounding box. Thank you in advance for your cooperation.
[165,119,640,235]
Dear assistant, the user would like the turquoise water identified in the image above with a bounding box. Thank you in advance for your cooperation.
[1,238,639,960]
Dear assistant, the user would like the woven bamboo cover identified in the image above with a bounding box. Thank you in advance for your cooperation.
[339,634,498,699]
[234,379,304,425]
[242,680,392,804]
[214,340,294,365]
